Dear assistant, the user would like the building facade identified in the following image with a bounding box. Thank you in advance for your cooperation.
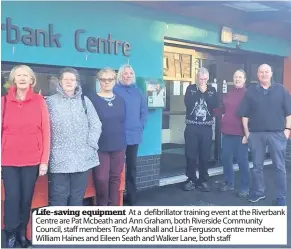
[2,1,291,190]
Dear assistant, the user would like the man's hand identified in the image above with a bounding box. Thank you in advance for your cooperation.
[199,84,207,93]
[39,163,48,176]
[242,136,248,144]
[284,129,290,139]
[244,132,250,140]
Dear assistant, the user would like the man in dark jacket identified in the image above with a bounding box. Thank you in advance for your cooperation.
[183,67,218,192]
[238,64,291,205]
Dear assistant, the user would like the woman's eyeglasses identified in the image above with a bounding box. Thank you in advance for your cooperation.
[99,78,115,83]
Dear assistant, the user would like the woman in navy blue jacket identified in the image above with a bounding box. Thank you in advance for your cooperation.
[114,64,148,205]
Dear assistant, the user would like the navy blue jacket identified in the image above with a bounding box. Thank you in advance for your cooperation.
[114,83,148,145]
[238,83,291,132]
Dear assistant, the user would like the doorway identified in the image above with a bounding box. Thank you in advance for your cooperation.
[160,43,248,178]
[160,46,196,178]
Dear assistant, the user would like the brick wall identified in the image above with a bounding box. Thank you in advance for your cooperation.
[136,155,160,190]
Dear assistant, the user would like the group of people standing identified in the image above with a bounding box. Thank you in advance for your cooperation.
[1,61,290,248]
[1,64,147,248]
[184,64,291,207]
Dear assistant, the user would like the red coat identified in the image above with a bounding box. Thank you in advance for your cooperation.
[1,86,50,167]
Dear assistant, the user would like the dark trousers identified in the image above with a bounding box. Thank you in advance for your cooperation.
[184,125,212,183]
[125,144,138,204]
[48,170,90,206]
[93,150,125,206]
[249,132,287,200]
[221,134,250,192]
[2,165,39,231]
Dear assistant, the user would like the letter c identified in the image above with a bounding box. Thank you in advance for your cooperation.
[75,29,86,52]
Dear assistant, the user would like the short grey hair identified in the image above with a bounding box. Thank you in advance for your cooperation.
[117,64,136,84]
[258,64,273,73]
[234,69,246,79]
[197,67,209,77]
[59,67,80,84]
[97,67,117,80]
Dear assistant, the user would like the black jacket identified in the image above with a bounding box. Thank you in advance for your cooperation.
[184,84,218,126]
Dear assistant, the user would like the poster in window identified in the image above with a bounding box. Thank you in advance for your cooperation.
[136,77,166,108]
[147,80,165,108]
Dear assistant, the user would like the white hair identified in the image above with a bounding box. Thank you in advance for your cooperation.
[117,64,136,84]
[197,67,209,77]
[9,65,37,88]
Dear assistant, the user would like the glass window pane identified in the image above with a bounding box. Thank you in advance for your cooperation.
[164,52,192,79]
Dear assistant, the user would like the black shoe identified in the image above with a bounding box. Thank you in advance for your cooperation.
[123,195,136,206]
[183,179,196,191]
[197,182,210,192]
[5,230,17,248]
[16,227,32,248]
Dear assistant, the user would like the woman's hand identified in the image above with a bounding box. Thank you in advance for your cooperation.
[39,163,48,176]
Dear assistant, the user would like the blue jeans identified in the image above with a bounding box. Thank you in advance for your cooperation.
[221,134,250,192]
[249,132,287,200]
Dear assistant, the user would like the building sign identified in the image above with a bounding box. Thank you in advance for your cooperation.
[221,26,248,44]
[1,17,131,56]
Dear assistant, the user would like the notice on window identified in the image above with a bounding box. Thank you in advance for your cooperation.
[173,81,181,96]
[32,206,287,246]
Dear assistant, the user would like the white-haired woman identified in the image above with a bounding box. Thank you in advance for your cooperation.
[114,64,148,206]
[46,67,102,207]
[1,65,50,248]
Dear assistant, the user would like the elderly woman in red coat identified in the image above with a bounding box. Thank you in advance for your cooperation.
[1,65,50,248]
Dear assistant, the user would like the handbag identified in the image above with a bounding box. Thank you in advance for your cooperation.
[81,93,87,115]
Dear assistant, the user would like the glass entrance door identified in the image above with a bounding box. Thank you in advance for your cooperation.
[160,46,196,178]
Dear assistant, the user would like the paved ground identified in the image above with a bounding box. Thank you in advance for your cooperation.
[138,164,291,207]
[2,164,290,248]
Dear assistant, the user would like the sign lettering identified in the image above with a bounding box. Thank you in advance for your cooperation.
[1,17,131,57]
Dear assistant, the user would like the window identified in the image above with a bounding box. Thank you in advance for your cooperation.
[247,56,284,85]
[1,62,100,96]
[164,52,193,79]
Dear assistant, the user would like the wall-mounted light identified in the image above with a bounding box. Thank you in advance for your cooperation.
[221,26,248,49]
